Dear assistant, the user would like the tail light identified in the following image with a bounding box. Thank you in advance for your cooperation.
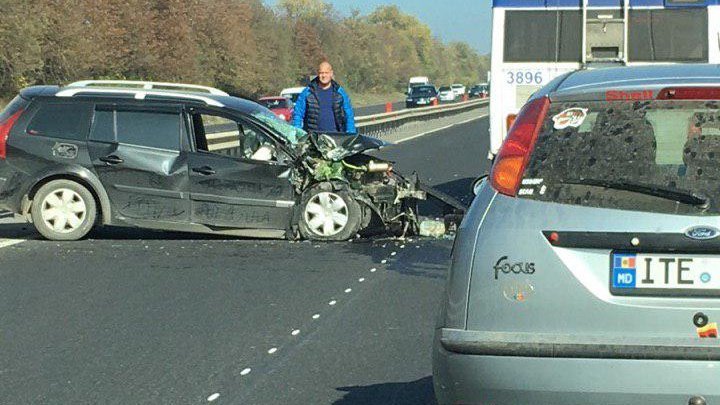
[0,109,24,159]
[490,96,550,196]
[657,87,720,100]
[506,114,517,133]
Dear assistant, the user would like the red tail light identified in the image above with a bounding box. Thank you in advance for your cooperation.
[490,96,549,196]
[0,109,24,159]
[657,87,720,100]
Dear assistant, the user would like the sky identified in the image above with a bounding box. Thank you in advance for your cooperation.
[266,0,493,54]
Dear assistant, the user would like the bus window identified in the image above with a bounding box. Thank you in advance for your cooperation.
[628,9,708,62]
[503,11,582,62]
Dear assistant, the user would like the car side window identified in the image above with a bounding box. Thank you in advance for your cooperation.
[90,109,181,151]
[116,110,181,151]
[26,102,92,141]
[192,112,279,162]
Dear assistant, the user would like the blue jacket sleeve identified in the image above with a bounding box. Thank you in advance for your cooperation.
[292,88,309,129]
[339,87,356,133]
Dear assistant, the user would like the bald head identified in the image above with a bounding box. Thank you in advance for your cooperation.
[317,61,334,89]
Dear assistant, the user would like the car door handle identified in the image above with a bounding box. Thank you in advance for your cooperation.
[99,155,124,165]
[192,166,216,176]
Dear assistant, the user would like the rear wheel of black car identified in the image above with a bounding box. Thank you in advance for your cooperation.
[31,180,97,241]
[299,184,362,241]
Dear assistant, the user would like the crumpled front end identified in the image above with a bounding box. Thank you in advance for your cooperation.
[294,133,426,236]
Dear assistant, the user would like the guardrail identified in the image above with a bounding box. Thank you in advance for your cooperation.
[204,97,488,151]
[356,98,488,137]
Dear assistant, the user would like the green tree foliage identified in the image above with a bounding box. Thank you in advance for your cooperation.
[0,0,488,100]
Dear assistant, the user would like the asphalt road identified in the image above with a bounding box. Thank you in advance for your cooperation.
[0,116,490,404]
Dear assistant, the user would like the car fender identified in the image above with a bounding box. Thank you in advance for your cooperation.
[22,164,112,224]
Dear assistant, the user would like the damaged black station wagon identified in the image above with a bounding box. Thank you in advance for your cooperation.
[0,80,426,241]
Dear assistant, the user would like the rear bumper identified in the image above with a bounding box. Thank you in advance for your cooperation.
[0,164,28,213]
[433,329,720,405]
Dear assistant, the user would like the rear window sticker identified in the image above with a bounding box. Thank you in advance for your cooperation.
[518,188,534,196]
[521,178,543,185]
[552,108,589,130]
[539,185,547,195]
[698,322,718,338]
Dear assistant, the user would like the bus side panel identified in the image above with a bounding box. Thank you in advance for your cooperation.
[709,6,720,63]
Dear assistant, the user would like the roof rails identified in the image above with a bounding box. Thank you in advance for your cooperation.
[55,88,225,107]
[66,80,229,96]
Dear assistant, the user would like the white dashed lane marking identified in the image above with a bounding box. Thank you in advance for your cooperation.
[268,347,278,354]
[291,329,300,336]
[240,368,251,376]
[0,239,26,249]
[207,393,220,402]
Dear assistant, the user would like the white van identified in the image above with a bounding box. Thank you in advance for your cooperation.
[280,87,306,104]
[408,76,430,93]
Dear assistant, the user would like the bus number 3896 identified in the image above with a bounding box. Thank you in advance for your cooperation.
[506,71,543,85]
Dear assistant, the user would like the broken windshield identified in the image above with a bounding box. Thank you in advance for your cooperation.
[252,111,306,145]
[520,99,720,215]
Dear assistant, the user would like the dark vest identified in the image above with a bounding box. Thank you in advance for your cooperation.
[304,80,346,132]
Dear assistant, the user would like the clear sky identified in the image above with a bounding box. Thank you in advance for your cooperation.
[266,0,493,54]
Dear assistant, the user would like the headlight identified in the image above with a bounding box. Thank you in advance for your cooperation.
[278,114,286,120]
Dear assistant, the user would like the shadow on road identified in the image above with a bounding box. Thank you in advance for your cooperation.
[334,376,437,405]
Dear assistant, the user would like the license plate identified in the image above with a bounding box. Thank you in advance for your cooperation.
[417,100,427,104]
[610,252,720,297]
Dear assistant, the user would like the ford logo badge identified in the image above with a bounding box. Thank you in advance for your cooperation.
[685,226,720,240]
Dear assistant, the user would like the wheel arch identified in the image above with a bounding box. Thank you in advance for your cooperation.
[24,170,112,225]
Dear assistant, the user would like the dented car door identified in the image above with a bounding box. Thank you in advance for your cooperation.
[187,110,294,229]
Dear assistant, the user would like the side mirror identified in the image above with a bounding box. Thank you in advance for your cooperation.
[472,175,488,196]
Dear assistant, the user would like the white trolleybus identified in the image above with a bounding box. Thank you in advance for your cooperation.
[489,0,720,159]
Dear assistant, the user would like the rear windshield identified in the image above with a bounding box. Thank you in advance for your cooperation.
[439,86,451,91]
[0,96,30,122]
[520,99,720,215]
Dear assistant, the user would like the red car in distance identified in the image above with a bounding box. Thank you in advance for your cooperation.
[258,96,294,122]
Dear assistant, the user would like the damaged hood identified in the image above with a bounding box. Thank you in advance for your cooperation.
[306,132,390,161]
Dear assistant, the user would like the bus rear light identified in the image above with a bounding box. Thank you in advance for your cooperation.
[0,109,24,159]
[491,97,549,196]
[657,87,720,100]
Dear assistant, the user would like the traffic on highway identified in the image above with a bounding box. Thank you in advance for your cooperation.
[3,0,720,404]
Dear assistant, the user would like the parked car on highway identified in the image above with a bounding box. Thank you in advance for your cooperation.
[438,86,456,102]
[258,96,293,122]
[450,84,466,98]
[405,85,438,108]
[280,87,305,104]
[469,83,489,98]
[0,80,426,241]
[434,64,720,404]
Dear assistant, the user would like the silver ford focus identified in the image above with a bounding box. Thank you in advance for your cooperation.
[433,64,720,405]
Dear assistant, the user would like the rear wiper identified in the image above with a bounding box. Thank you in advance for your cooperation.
[561,178,710,208]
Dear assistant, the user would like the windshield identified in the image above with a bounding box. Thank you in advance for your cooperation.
[410,87,435,96]
[439,86,451,92]
[252,110,306,145]
[520,99,720,215]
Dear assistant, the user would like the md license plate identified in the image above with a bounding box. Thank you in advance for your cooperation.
[611,252,720,297]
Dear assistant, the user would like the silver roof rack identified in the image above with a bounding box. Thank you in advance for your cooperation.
[65,80,229,96]
[55,88,225,107]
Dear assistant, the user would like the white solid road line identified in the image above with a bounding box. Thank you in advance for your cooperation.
[395,113,488,144]
[0,239,26,249]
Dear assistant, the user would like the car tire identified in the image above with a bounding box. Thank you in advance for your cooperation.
[298,184,362,241]
[31,179,97,241]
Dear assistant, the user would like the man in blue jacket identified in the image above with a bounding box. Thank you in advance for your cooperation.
[292,61,356,133]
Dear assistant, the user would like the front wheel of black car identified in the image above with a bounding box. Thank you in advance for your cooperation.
[298,185,362,241]
[31,180,97,241]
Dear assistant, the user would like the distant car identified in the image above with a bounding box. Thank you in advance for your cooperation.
[405,85,438,108]
[450,84,466,98]
[438,86,456,102]
[258,96,293,122]
[280,87,305,104]
[433,64,720,404]
[469,84,489,98]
